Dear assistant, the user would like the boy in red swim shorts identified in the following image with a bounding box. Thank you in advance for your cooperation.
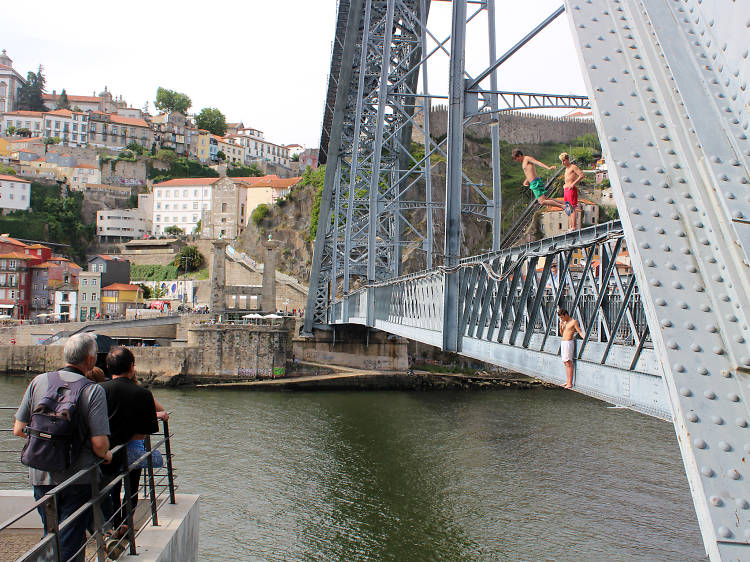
[559,152,584,231]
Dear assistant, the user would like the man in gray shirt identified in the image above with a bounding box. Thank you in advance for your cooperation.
[14,333,112,562]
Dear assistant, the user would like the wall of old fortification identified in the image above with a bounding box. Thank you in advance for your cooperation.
[412,108,596,145]
[0,322,292,382]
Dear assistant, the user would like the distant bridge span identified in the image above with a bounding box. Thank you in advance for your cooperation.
[305,1,750,559]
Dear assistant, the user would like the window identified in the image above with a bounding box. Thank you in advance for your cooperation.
[192,215,198,222]
[221,203,227,212]
[92,293,97,301]
[82,279,87,286]
[81,293,86,301]
[193,202,198,210]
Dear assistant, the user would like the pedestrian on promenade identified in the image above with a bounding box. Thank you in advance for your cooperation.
[512,148,565,211]
[13,333,112,562]
[558,308,584,389]
[100,347,160,551]
[559,152,585,231]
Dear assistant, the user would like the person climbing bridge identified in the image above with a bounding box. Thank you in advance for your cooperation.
[558,307,585,389]
[559,152,585,231]
[512,148,565,211]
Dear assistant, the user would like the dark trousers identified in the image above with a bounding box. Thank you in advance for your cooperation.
[105,469,142,529]
[34,484,92,562]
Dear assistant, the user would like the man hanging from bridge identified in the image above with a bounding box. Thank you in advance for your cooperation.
[558,307,584,389]
[512,148,565,211]
[559,152,585,231]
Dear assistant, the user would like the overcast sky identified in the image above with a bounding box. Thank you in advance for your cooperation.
[2,0,585,148]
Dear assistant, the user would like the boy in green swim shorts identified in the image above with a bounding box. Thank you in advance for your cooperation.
[512,148,565,211]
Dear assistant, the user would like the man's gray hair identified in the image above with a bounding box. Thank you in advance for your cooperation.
[64,333,97,366]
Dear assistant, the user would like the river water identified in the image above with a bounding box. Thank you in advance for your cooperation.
[1,376,705,560]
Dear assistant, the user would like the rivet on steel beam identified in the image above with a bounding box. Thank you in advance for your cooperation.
[694,437,706,447]
[712,416,724,425]
[679,301,688,309]
[705,390,717,399]
[667,340,678,349]
[727,468,740,480]
[702,467,715,477]
[735,498,748,509]
[675,363,687,373]
[721,370,732,378]
[728,393,740,402]
[645,259,655,267]
[717,527,732,538]
[719,441,731,451]
[687,412,699,422]
[691,343,702,352]
[736,418,748,427]
[700,304,711,312]
[685,322,695,330]
[710,496,724,506]
[698,367,708,375]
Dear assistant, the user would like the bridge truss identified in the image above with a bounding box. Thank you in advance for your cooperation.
[305,0,750,558]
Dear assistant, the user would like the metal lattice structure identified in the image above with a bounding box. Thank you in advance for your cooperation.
[305,1,750,558]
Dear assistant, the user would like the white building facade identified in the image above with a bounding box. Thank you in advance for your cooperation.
[152,178,219,235]
[96,209,148,241]
[0,174,30,212]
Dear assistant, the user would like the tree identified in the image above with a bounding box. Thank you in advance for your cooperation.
[227,164,263,177]
[173,245,204,273]
[17,66,48,112]
[193,219,201,233]
[154,149,178,164]
[216,150,226,161]
[251,204,270,226]
[5,125,15,136]
[0,165,16,175]
[164,225,184,237]
[16,128,31,138]
[154,87,191,114]
[56,89,70,109]
[195,107,227,136]
[138,284,152,299]
[43,137,60,153]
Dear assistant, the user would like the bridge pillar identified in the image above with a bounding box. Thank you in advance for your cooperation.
[442,0,467,352]
[209,239,228,317]
[261,240,279,312]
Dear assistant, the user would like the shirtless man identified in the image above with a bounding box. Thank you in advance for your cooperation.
[559,152,585,231]
[512,148,565,210]
[558,307,584,389]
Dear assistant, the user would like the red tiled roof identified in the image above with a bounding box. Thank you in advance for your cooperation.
[102,283,142,291]
[237,176,301,189]
[0,235,29,247]
[0,252,33,260]
[0,174,29,183]
[74,164,98,169]
[10,137,43,143]
[3,110,44,118]
[42,93,100,103]
[154,178,220,187]
[109,114,149,128]
[96,254,115,261]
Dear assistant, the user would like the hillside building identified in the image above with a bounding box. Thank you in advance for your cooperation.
[538,197,600,238]
[234,175,300,223]
[0,175,30,212]
[101,283,142,317]
[88,112,152,150]
[0,50,26,116]
[77,271,101,321]
[87,255,130,286]
[96,208,148,242]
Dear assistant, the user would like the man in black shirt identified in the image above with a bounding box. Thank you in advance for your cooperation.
[101,347,159,535]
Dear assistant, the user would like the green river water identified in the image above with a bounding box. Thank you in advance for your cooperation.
[1,376,705,560]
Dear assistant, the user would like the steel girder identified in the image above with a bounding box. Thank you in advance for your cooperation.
[305,0,592,333]
[565,0,750,558]
[330,221,668,417]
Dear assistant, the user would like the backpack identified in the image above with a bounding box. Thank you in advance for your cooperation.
[21,371,93,473]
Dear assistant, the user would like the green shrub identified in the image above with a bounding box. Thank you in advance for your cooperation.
[251,204,270,226]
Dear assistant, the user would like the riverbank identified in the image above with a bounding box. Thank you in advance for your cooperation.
[196,361,552,391]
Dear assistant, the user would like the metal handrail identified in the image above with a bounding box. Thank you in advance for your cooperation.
[0,412,176,562]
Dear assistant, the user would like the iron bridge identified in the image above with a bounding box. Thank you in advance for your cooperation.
[304,0,750,559]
